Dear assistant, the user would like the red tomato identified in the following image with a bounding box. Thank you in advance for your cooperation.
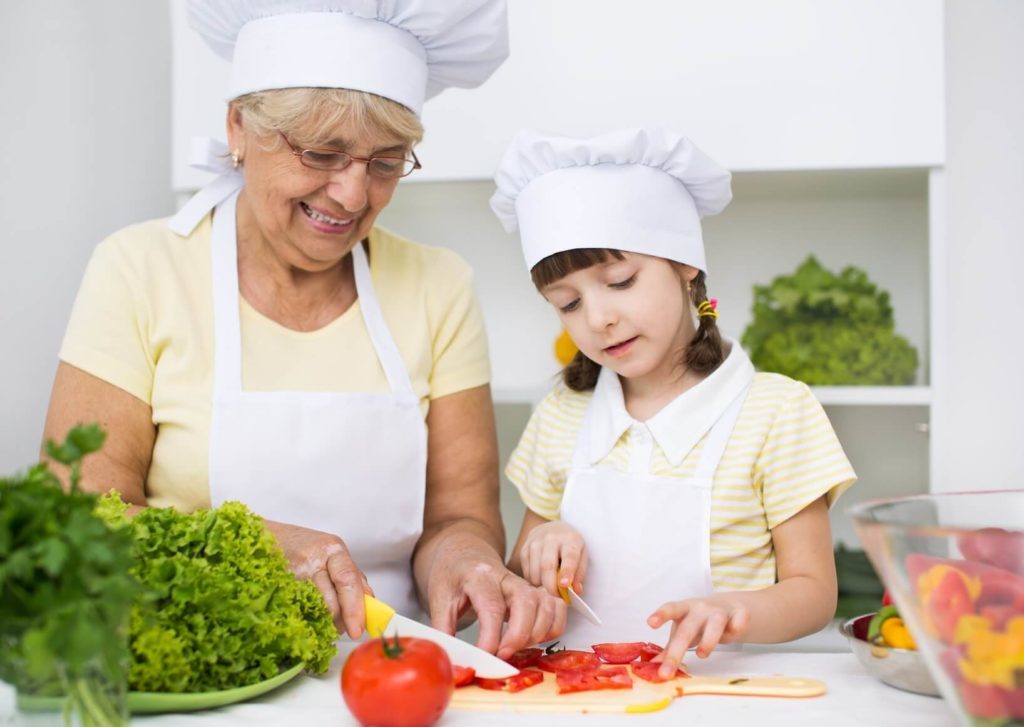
[536,649,602,673]
[555,665,633,694]
[631,661,691,682]
[507,647,543,669]
[474,669,544,693]
[591,642,646,664]
[928,569,975,644]
[452,665,476,687]
[638,642,663,662]
[881,590,893,607]
[341,636,453,727]
[959,682,1010,720]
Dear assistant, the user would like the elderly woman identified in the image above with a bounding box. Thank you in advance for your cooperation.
[41,0,565,659]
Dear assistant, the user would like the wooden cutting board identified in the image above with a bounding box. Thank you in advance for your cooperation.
[451,664,826,714]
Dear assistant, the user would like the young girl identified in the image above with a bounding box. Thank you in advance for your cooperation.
[490,127,856,678]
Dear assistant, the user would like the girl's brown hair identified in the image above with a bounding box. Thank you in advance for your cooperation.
[531,248,725,391]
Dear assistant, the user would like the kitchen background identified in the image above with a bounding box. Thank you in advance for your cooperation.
[1,0,1022,555]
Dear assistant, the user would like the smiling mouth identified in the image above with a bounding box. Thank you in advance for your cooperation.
[300,201,353,227]
[603,337,638,356]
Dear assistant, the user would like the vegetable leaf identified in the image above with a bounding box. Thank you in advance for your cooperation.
[741,256,919,385]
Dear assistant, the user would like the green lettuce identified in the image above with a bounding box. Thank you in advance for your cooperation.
[97,496,337,692]
[741,256,918,385]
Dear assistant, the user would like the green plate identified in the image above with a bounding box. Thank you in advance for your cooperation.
[16,662,304,714]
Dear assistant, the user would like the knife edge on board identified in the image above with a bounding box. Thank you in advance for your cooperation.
[364,594,518,678]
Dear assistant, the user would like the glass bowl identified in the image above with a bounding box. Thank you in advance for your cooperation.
[849,490,1024,727]
[840,612,940,696]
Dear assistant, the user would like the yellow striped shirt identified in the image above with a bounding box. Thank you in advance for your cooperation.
[505,372,856,591]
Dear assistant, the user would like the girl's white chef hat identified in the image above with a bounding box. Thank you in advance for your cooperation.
[490,127,732,273]
[187,0,508,116]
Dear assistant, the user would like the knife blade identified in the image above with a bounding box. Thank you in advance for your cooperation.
[559,585,602,626]
[364,595,518,678]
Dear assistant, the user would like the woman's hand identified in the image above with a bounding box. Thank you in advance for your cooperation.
[519,520,588,598]
[265,520,372,639]
[647,597,750,678]
[425,538,568,659]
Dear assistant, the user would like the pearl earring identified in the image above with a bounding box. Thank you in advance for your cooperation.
[231,150,242,169]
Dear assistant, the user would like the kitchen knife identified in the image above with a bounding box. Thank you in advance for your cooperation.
[559,585,602,626]
[363,594,518,678]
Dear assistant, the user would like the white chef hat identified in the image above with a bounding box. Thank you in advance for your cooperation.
[490,127,732,273]
[187,0,509,116]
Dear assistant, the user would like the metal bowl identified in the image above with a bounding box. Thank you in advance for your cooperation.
[840,613,940,697]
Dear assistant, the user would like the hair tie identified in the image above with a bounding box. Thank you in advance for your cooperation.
[697,298,719,319]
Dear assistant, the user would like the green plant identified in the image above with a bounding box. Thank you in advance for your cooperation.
[0,424,137,726]
[96,496,338,692]
[834,543,885,619]
[741,256,918,385]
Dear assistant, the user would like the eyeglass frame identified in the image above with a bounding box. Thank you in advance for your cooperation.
[278,132,422,179]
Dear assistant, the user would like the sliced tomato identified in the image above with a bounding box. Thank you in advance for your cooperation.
[507,647,543,670]
[638,642,663,662]
[474,669,544,693]
[452,665,476,687]
[536,649,602,673]
[631,660,690,682]
[555,665,633,694]
[591,642,646,664]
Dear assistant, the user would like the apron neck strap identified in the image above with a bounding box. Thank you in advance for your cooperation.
[169,138,244,237]
[209,192,415,399]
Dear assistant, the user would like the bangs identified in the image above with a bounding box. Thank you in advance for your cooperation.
[530,249,626,289]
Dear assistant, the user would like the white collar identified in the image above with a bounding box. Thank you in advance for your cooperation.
[583,341,755,467]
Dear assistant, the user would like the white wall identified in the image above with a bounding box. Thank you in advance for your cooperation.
[0,1,174,473]
[933,0,1024,491]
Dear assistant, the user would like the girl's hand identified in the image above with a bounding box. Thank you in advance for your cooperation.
[647,598,750,678]
[519,521,588,598]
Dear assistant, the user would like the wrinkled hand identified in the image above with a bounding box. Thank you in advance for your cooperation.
[428,556,567,660]
[519,520,588,598]
[647,598,750,678]
[266,520,372,639]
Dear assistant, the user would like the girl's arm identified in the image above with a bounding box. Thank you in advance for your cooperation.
[506,508,550,576]
[649,495,836,676]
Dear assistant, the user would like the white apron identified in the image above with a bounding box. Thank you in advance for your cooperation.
[559,368,751,648]
[203,190,427,618]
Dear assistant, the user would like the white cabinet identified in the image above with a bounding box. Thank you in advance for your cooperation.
[171,0,944,187]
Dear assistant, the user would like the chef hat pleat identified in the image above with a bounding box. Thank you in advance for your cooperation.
[490,128,732,273]
[187,0,508,116]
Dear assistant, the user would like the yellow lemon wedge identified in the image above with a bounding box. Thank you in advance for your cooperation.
[363,594,396,638]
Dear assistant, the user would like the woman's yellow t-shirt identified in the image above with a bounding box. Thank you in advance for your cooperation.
[60,214,491,512]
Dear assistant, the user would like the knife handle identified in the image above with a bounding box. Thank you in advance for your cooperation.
[364,594,396,638]
[682,675,826,698]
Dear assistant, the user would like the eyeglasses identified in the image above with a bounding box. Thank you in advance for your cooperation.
[279,133,421,179]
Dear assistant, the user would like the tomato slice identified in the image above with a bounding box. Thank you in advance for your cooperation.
[591,642,646,664]
[474,669,544,693]
[537,649,602,673]
[507,647,543,670]
[638,642,663,662]
[555,665,633,694]
[452,665,476,687]
[631,660,690,682]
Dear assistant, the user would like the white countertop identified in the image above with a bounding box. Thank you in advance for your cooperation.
[1,647,958,727]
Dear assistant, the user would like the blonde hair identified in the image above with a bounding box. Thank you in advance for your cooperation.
[230,88,424,150]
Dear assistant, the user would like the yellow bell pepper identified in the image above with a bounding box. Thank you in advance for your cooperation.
[879,617,917,650]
